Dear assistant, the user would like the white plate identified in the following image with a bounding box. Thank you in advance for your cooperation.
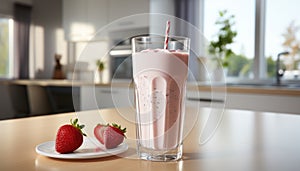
[35,138,128,159]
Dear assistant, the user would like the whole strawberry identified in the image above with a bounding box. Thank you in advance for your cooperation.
[55,118,86,154]
[94,123,126,149]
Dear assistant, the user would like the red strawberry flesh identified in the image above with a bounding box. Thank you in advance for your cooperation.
[55,125,83,153]
[55,118,86,154]
[94,124,105,144]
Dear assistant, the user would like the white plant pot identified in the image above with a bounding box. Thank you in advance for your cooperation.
[94,70,103,83]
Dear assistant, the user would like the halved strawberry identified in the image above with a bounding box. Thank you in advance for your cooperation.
[94,123,126,149]
[55,118,86,154]
[94,124,105,144]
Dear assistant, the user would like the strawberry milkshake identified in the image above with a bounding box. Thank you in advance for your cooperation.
[132,36,190,161]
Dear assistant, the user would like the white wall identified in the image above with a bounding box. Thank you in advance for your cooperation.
[30,0,67,79]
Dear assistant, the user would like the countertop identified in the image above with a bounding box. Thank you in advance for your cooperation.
[0,79,130,87]
[1,107,300,171]
[190,84,300,96]
[1,79,300,96]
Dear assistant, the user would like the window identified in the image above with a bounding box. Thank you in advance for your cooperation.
[0,17,13,78]
[202,0,300,83]
[265,0,300,80]
[204,0,255,80]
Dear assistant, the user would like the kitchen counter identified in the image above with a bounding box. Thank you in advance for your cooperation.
[190,84,300,96]
[1,107,300,171]
[0,79,130,87]
[1,79,300,96]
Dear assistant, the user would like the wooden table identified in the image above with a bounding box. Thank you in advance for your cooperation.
[1,108,300,171]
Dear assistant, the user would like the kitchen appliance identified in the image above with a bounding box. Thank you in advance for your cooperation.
[108,28,149,81]
[109,40,133,80]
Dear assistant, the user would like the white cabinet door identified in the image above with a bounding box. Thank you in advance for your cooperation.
[95,86,134,109]
[107,0,149,31]
[225,93,300,114]
[80,86,134,110]
[87,0,108,39]
[63,0,86,40]
[63,0,150,41]
[187,90,300,114]
[186,90,225,109]
[63,0,108,41]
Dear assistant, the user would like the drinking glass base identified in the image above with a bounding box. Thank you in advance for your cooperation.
[137,144,183,162]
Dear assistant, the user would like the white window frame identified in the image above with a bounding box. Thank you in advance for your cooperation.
[254,0,266,80]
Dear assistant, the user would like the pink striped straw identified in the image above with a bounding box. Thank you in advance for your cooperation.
[164,20,171,50]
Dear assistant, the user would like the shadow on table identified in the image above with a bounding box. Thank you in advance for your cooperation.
[182,152,203,160]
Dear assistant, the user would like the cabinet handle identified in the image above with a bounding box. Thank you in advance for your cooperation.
[118,21,134,26]
[187,97,224,103]
[100,90,118,94]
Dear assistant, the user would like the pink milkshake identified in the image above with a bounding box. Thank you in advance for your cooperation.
[132,36,189,161]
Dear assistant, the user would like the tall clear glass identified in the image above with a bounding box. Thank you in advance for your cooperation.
[131,36,190,161]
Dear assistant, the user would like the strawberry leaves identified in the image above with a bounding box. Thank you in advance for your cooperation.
[70,118,87,136]
[111,123,127,134]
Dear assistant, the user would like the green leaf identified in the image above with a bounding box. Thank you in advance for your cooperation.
[70,118,86,136]
[96,60,105,71]
[208,9,237,67]
[223,61,229,67]
[73,118,78,125]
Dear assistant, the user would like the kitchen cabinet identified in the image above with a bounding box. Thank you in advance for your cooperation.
[27,85,79,116]
[63,0,108,41]
[80,86,134,110]
[82,86,300,114]
[186,90,225,109]
[87,0,109,35]
[107,0,150,31]
[224,93,300,114]
[187,90,300,114]
[63,0,149,41]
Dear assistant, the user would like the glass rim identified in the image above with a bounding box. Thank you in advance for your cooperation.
[131,35,190,43]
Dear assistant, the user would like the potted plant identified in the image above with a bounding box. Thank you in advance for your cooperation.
[96,59,105,72]
[208,10,237,70]
[95,59,105,83]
